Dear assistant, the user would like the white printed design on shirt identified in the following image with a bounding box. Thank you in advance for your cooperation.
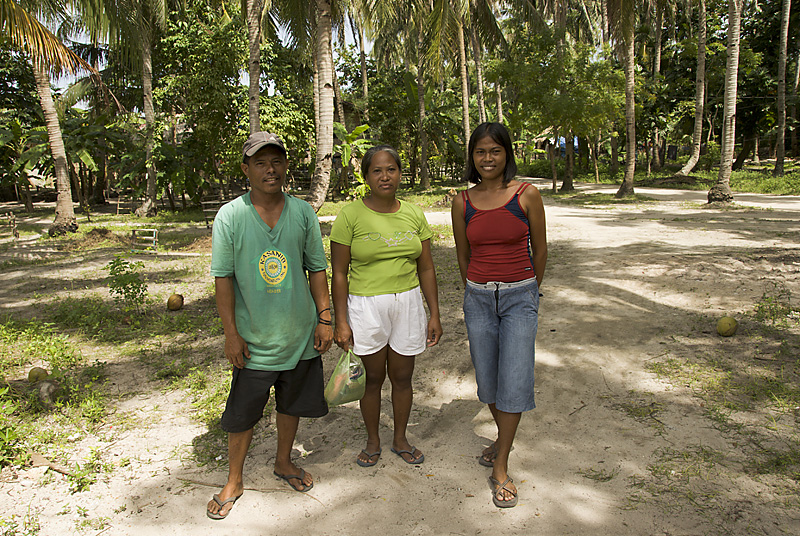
[362,230,416,247]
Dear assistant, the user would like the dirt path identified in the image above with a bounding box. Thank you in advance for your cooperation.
[2,182,800,535]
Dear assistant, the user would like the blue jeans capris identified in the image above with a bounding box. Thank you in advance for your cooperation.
[463,277,539,413]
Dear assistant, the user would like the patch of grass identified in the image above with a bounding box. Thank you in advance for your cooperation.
[752,446,800,481]
[646,358,736,403]
[648,299,800,483]
[578,466,620,482]
[648,445,722,482]
[139,346,232,466]
[67,448,111,493]
[86,208,204,225]
[730,169,800,196]
[48,297,110,338]
[752,282,797,330]
[542,191,655,206]
[0,318,83,372]
[0,319,113,468]
[611,390,666,433]
[316,200,350,218]
[47,294,221,343]
[0,508,40,536]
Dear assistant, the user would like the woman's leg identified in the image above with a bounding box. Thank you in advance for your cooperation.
[387,347,422,462]
[357,346,389,465]
[490,404,521,502]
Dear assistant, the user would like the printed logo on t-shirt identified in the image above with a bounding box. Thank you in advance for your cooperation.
[259,250,288,285]
[363,230,416,247]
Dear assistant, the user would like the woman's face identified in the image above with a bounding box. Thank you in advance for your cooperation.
[472,135,506,182]
[365,150,401,199]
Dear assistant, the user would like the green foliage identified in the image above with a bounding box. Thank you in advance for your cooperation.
[729,170,800,195]
[67,448,112,494]
[0,387,23,468]
[697,141,721,172]
[0,508,40,536]
[105,255,148,313]
[753,283,797,329]
[0,319,82,372]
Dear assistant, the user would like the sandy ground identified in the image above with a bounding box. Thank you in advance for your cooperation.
[2,179,800,535]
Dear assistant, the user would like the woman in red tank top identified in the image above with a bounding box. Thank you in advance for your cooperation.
[451,123,547,508]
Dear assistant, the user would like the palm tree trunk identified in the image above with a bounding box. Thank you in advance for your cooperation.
[652,6,662,170]
[33,60,76,235]
[333,55,346,126]
[708,0,742,204]
[137,35,158,217]
[773,0,790,176]
[562,131,575,191]
[351,15,369,123]
[495,81,504,123]
[307,0,334,212]
[676,0,706,177]
[792,55,799,157]
[753,135,760,164]
[246,0,264,133]
[610,130,619,175]
[616,32,636,198]
[600,0,609,44]
[313,53,320,140]
[458,18,470,152]
[469,25,486,124]
[550,128,559,192]
[418,30,430,189]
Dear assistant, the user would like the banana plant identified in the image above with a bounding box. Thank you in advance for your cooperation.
[333,122,373,198]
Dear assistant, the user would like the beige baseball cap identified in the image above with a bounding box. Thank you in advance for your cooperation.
[242,132,286,157]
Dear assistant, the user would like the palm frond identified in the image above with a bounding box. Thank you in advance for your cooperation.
[1,0,94,74]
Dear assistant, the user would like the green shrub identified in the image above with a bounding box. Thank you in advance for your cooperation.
[106,255,148,313]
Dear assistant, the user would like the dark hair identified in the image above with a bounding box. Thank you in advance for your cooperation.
[361,145,402,178]
[464,122,517,185]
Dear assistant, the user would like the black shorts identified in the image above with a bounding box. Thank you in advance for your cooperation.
[220,356,328,433]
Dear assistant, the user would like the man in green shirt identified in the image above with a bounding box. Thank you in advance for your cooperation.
[206,132,333,520]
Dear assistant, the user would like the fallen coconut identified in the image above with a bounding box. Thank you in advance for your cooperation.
[28,366,49,383]
[717,316,738,337]
[167,293,184,311]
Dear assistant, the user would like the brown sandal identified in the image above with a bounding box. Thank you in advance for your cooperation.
[489,476,518,508]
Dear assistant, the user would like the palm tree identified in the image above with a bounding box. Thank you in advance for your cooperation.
[772,0,790,177]
[675,0,706,177]
[347,8,370,123]
[306,0,335,211]
[608,0,637,198]
[708,0,743,204]
[369,0,434,187]
[2,0,95,234]
[429,0,470,152]
[245,0,266,133]
[107,0,176,217]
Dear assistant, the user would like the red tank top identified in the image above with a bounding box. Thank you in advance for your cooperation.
[463,183,535,283]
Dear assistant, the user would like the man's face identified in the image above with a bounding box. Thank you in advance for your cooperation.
[241,146,287,196]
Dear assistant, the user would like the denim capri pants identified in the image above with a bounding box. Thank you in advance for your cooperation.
[463,277,539,413]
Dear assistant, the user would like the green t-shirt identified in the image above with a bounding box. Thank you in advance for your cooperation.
[330,200,433,296]
[210,193,328,371]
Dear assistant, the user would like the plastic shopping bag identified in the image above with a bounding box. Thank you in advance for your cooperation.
[324,350,366,406]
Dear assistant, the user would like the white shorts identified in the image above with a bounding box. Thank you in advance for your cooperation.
[347,287,427,357]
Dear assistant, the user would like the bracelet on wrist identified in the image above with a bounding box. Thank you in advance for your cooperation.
[317,307,332,325]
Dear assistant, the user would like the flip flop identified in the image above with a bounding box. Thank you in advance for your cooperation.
[356,448,382,467]
[479,443,497,467]
[206,492,242,520]
[273,468,313,492]
[489,476,518,508]
[391,446,424,465]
